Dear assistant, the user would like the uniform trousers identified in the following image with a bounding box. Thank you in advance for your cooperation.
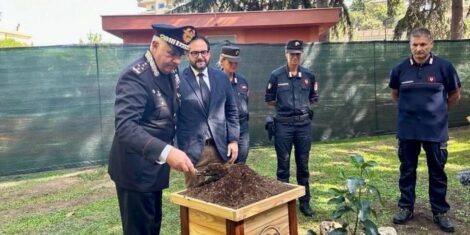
[397,139,450,214]
[274,122,312,203]
[116,186,163,235]
[236,120,250,164]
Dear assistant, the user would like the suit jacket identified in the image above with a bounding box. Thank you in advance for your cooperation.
[177,66,239,163]
[108,50,179,192]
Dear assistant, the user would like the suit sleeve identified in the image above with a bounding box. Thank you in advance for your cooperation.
[224,77,240,142]
[114,72,167,162]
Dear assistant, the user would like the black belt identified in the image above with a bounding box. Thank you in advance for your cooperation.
[204,138,215,146]
[274,114,310,123]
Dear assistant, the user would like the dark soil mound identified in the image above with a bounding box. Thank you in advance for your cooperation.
[181,163,294,209]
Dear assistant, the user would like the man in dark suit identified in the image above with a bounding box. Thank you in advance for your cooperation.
[177,36,240,187]
[108,24,197,235]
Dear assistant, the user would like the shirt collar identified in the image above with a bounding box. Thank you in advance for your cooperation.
[285,65,302,79]
[409,53,434,66]
[191,66,208,79]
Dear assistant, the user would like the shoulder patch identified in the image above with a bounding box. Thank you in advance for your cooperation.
[131,61,149,75]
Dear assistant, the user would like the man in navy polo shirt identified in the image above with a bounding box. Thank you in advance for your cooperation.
[389,27,461,233]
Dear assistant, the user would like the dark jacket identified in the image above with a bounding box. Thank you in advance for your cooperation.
[108,50,179,192]
[177,66,239,163]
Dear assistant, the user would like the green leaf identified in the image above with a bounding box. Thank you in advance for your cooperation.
[329,188,346,196]
[329,228,348,235]
[367,185,384,205]
[331,205,353,219]
[328,196,345,205]
[346,177,364,193]
[362,219,379,235]
[358,201,371,221]
[365,160,378,167]
[306,229,317,235]
[351,155,365,167]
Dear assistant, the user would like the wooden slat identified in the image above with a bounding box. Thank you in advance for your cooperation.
[171,192,238,219]
[170,184,304,221]
[244,204,289,234]
[232,184,304,221]
[246,215,289,235]
[189,221,226,235]
[188,208,226,233]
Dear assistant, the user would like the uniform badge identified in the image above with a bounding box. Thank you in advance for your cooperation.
[304,79,309,85]
[267,83,272,90]
[314,82,318,91]
[240,85,248,91]
[152,89,156,94]
[427,76,435,82]
[131,62,148,75]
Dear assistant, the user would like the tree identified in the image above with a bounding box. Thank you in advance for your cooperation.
[171,0,353,40]
[451,0,464,39]
[79,32,103,45]
[392,0,450,40]
[0,38,27,48]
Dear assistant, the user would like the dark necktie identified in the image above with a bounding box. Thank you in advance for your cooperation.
[197,73,210,112]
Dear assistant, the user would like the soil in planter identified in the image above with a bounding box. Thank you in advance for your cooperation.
[181,163,294,209]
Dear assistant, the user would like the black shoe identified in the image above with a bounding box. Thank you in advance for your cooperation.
[392,208,413,224]
[433,213,455,233]
[299,203,314,217]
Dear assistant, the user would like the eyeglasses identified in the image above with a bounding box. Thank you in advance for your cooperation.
[189,50,209,57]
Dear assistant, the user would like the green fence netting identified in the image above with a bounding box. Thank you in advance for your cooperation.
[0,41,469,176]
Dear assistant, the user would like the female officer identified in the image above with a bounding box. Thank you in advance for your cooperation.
[218,45,250,163]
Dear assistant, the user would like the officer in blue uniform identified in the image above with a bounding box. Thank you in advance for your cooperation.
[108,24,197,235]
[219,45,250,163]
[389,27,461,233]
[265,39,318,217]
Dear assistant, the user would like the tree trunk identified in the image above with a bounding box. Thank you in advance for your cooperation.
[317,0,330,42]
[450,0,463,39]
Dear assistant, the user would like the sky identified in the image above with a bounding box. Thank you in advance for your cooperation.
[0,0,144,46]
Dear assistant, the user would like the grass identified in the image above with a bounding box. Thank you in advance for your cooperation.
[0,127,469,235]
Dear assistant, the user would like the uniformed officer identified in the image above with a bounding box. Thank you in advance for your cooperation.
[219,45,250,163]
[265,39,318,217]
[389,27,461,233]
[108,24,197,235]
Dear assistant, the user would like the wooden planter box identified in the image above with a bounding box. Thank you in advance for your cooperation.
[170,184,305,235]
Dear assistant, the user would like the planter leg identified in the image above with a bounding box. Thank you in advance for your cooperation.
[226,220,244,235]
[180,206,189,235]
[288,200,298,235]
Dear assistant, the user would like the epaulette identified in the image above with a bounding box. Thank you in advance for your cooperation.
[131,61,149,75]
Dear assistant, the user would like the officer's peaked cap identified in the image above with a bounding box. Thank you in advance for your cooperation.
[285,39,304,53]
[152,24,197,53]
[221,45,241,62]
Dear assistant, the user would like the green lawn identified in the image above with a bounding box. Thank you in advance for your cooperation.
[1,127,469,235]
